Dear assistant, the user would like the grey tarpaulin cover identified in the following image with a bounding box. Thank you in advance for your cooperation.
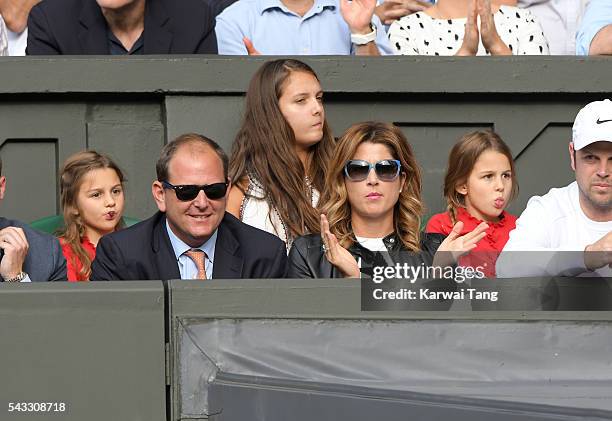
[178,318,612,417]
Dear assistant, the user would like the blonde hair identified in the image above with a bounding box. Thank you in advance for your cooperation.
[443,130,518,223]
[58,151,125,279]
[318,121,423,251]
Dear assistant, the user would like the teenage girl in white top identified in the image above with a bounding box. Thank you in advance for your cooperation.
[227,59,335,251]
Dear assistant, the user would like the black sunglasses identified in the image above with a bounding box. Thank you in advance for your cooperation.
[162,181,228,201]
[344,159,402,182]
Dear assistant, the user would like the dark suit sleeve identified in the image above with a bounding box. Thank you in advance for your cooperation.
[49,237,68,282]
[266,241,288,278]
[26,4,61,55]
[90,235,126,281]
[287,238,314,279]
[196,4,218,54]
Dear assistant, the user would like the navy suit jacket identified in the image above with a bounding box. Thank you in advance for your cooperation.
[0,217,67,282]
[90,212,288,281]
[27,0,217,55]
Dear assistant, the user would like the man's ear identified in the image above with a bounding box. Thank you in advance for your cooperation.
[0,176,6,201]
[569,142,577,172]
[152,181,166,212]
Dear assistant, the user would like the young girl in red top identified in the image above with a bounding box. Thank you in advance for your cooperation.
[426,130,518,278]
[58,151,126,281]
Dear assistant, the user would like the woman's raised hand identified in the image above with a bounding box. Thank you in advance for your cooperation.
[456,0,511,56]
[321,214,361,278]
[433,220,488,268]
[456,0,479,56]
[478,0,511,55]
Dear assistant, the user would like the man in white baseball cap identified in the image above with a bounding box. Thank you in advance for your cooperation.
[497,99,612,277]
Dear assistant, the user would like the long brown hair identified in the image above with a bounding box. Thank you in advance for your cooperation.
[444,130,518,223]
[58,151,126,279]
[229,59,335,239]
[319,121,423,252]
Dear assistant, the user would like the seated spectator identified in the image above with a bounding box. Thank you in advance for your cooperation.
[374,0,432,26]
[497,100,612,277]
[27,0,217,55]
[426,130,518,278]
[0,157,67,282]
[576,0,612,55]
[58,151,126,282]
[288,121,488,278]
[91,133,287,281]
[215,0,392,55]
[518,0,588,55]
[0,0,41,55]
[389,0,549,55]
[227,59,335,250]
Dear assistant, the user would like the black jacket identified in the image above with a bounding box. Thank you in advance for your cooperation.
[27,0,217,55]
[287,232,446,278]
[91,211,287,280]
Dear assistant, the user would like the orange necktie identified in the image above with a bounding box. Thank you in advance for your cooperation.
[184,249,207,280]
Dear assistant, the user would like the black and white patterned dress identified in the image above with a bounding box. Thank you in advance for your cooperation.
[388,5,550,55]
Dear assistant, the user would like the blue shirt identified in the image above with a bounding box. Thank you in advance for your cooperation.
[215,0,392,55]
[166,221,217,279]
[576,0,612,55]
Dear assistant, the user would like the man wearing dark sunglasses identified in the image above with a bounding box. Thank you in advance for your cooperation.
[91,133,287,281]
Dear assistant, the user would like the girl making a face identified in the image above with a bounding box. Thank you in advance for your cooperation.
[426,130,518,277]
[58,151,126,281]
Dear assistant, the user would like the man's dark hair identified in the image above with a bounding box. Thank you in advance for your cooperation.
[156,133,228,182]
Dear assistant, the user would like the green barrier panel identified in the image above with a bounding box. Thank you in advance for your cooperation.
[0,281,166,421]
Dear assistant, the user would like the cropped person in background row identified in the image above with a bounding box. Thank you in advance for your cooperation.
[227,59,335,251]
[389,0,549,55]
[0,157,66,282]
[215,0,392,54]
[58,151,126,281]
[0,14,7,55]
[0,0,40,55]
[497,99,612,277]
[288,121,489,278]
[91,133,287,281]
[576,0,612,55]
[27,0,217,54]
[518,0,589,55]
[426,131,518,278]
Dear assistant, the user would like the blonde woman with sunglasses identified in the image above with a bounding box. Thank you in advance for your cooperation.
[288,121,489,279]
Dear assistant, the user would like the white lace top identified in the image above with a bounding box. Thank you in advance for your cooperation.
[389,5,550,55]
[239,175,319,252]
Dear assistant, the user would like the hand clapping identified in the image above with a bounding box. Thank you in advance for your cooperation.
[375,0,431,25]
[340,0,377,34]
[432,220,488,268]
[456,0,511,56]
[320,214,361,278]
